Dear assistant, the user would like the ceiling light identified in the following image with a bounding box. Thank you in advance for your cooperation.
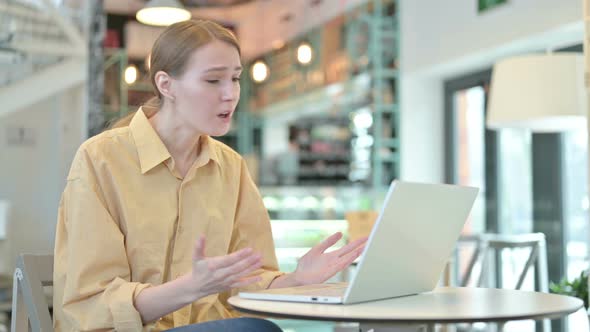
[353,109,373,129]
[251,60,269,83]
[136,0,192,27]
[124,65,138,85]
[297,42,313,65]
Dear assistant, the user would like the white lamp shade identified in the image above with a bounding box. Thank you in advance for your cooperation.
[487,53,587,132]
[136,0,192,27]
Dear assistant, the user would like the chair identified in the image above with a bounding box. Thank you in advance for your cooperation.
[454,233,548,291]
[451,233,550,332]
[11,254,53,332]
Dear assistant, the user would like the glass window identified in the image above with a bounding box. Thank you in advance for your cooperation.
[564,129,589,281]
[454,86,486,235]
[498,129,533,234]
[497,129,535,298]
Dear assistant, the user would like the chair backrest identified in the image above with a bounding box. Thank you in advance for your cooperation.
[452,233,551,332]
[11,254,53,332]
[454,233,548,292]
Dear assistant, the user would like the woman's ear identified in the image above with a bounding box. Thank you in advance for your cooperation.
[154,71,175,102]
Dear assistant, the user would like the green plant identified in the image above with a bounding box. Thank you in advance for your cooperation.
[549,270,589,309]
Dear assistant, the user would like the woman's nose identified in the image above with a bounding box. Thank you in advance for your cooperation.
[221,84,238,101]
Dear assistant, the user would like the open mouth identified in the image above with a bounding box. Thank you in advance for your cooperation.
[218,111,231,119]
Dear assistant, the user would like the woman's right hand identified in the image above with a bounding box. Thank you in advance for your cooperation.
[135,235,263,323]
[184,235,263,300]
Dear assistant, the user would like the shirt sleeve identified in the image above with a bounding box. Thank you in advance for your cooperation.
[53,148,153,331]
[226,157,284,293]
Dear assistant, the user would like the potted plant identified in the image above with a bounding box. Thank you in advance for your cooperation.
[549,270,589,309]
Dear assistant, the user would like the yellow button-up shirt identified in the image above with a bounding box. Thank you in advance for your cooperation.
[53,109,282,331]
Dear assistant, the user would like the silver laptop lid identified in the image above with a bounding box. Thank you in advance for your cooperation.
[343,181,478,304]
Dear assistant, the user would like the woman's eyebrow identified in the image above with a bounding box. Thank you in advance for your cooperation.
[203,66,243,73]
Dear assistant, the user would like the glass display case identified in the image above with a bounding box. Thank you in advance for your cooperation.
[264,186,389,277]
[260,185,385,221]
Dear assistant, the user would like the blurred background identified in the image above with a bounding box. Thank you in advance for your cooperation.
[0,0,589,331]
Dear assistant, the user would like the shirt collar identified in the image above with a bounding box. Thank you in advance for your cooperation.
[130,108,220,174]
[199,135,220,166]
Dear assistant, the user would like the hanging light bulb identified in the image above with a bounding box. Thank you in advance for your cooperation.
[251,60,269,83]
[124,64,138,85]
[136,0,191,27]
[297,42,313,65]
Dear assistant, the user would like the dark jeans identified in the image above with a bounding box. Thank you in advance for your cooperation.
[164,318,283,332]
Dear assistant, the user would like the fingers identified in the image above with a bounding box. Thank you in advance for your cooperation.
[215,251,263,281]
[192,235,206,260]
[332,236,368,258]
[336,244,365,270]
[208,247,257,270]
[322,244,366,281]
[312,232,343,254]
[209,251,263,290]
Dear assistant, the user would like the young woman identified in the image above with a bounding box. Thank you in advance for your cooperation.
[53,19,366,332]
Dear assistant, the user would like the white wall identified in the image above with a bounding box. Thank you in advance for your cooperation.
[399,0,584,182]
[0,86,85,275]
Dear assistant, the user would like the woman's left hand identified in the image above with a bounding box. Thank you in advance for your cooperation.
[292,232,367,285]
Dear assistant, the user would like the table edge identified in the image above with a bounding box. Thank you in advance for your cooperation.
[229,296,584,324]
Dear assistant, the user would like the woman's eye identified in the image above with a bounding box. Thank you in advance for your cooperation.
[232,77,240,82]
[206,80,220,84]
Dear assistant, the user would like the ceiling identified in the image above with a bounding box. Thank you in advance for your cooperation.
[104,0,367,60]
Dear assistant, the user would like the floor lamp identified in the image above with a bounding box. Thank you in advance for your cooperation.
[487,53,586,132]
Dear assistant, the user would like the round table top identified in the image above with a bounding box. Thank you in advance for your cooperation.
[228,287,584,324]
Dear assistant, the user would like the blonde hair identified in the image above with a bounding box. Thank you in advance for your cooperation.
[111,19,240,128]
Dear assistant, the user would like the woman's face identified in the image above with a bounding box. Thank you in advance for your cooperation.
[170,39,242,137]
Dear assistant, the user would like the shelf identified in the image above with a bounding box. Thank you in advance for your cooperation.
[244,0,401,189]
[258,72,371,118]
[299,139,351,146]
[374,103,399,114]
[377,153,400,163]
[271,219,348,230]
[373,68,399,79]
[299,153,351,162]
[379,138,400,149]
[298,174,349,179]
[271,219,348,253]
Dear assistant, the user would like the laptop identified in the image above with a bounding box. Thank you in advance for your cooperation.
[239,180,478,304]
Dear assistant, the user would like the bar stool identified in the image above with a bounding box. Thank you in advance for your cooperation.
[451,233,550,332]
[454,233,549,291]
